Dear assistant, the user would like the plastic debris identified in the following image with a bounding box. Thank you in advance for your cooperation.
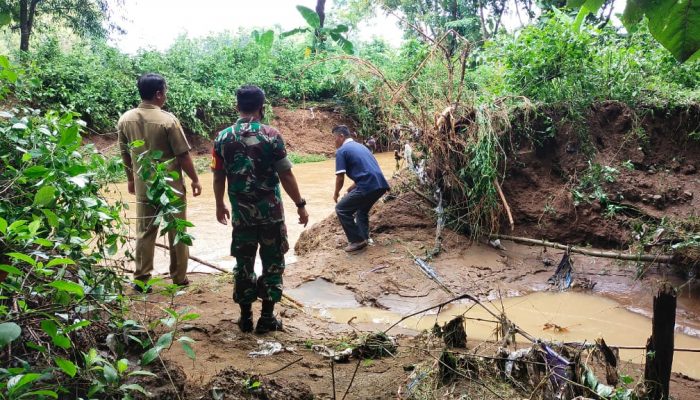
[489,239,506,250]
[248,340,294,358]
[311,344,353,363]
[547,252,573,290]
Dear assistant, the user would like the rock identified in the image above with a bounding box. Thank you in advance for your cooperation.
[683,191,693,200]
[652,194,663,201]
[681,164,696,175]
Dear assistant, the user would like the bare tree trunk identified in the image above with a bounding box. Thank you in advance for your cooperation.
[18,0,40,52]
[644,285,676,400]
[19,0,29,52]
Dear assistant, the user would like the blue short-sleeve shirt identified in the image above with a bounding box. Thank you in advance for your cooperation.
[335,139,390,192]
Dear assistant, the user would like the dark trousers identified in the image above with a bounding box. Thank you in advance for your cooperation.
[231,222,289,304]
[335,188,387,243]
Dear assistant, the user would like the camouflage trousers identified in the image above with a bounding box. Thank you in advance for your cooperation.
[231,222,289,304]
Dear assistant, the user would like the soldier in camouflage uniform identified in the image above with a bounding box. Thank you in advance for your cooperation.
[212,85,309,333]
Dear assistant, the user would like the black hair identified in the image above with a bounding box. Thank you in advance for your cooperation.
[236,85,266,113]
[332,125,352,137]
[137,73,167,100]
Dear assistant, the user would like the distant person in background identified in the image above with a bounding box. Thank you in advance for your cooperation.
[118,73,202,291]
[332,125,390,252]
[365,135,377,153]
[212,85,309,334]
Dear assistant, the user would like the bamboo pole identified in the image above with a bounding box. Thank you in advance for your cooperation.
[491,234,674,264]
[494,179,514,231]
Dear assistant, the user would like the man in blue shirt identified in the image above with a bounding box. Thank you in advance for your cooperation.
[333,125,390,252]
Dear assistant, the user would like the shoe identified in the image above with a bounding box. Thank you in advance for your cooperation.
[174,278,190,287]
[238,315,254,333]
[255,316,283,334]
[344,240,368,252]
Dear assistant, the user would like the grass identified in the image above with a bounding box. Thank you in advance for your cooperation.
[288,152,328,164]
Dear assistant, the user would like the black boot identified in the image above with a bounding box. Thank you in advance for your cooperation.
[238,303,254,333]
[255,300,283,334]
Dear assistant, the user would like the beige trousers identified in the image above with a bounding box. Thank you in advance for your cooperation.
[133,199,189,285]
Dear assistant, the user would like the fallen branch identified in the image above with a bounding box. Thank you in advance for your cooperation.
[491,234,674,264]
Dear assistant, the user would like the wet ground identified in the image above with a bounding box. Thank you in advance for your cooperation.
[108,152,399,275]
[288,278,700,378]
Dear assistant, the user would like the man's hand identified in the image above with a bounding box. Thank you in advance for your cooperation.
[297,207,309,227]
[333,192,339,203]
[216,205,230,225]
[191,180,202,197]
[127,180,135,195]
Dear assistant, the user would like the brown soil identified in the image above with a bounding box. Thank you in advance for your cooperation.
[504,101,700,248]
[97,104,699,398]
[87,105,356,158]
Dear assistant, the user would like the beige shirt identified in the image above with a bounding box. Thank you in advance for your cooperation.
[117,103,191,200]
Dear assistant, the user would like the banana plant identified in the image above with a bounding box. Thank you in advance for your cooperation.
[567,0,699,62]
[281,5,354,55]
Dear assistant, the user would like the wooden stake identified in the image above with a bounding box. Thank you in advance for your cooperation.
[644,285,676,400]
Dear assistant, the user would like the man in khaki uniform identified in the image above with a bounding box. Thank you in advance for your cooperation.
[118,73,202,289]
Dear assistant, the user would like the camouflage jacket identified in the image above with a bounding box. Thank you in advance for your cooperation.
[211,118,293,226]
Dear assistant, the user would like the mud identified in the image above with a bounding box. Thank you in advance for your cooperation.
[101,105,700,398]
[108,152,397,276]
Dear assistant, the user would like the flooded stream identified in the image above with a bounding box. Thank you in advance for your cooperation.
[108,152,398,274]
[288,279,700,379]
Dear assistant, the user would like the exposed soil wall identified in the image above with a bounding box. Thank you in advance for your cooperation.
[503,102,700,248]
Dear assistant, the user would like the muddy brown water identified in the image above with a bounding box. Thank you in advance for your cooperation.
[108,152,398,274]
[287,279,700,379]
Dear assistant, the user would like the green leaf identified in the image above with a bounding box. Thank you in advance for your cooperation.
[0,12,11,26]
[34,185,57,207]
[117,358,128,374]
[130,139,145,148]
[40,319,58,337]
[42,209,60,228]
[103,363,118,384]
[156,332,173,348]
[23,166,49,178]
[58,124,80,148]
[280,27,309,38]
[623,0,700,62]
[20,390,58,399]
[119,383,149,395]
[180,313,200,321]
[48,280,84,297]
[0,322,21,348]
[296,5,321,28]
[33,238,53,247]
[0,216,6,234]
[46,258,76,268]
[7,373,41,394]
[54,357,78,377]
[181,342,196,360]
[141,347,161,365]
[128,370,158,378]
[7,252,36,266]
[572,0,605,31]
[259,30,274,49]
[52,334,71,349]
[0,264,23,276]
[331,24,349,33]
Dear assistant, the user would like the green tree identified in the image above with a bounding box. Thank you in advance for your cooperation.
[0,0,120,52]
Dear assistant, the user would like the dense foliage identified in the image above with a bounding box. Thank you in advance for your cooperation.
[17,33,350,135]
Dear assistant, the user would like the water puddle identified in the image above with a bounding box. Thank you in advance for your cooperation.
[107,152,398,275]
[290,281,700,379]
